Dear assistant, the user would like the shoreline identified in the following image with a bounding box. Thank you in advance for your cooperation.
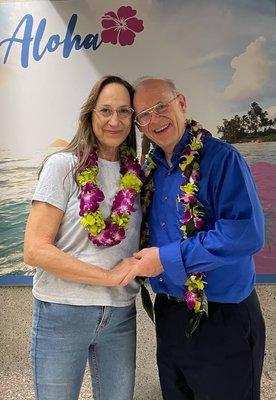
[233,140,276,144]
[228,135,276,145]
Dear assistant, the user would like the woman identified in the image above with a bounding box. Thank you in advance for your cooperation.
[24,76,143,400]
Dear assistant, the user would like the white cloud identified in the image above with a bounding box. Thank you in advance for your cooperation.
[222,36,271,102]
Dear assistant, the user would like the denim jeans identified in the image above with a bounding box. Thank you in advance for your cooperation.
[31,299,136,400]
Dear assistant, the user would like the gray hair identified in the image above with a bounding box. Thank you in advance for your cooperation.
[133,76,178,94]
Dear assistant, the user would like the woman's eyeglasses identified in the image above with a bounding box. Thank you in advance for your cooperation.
[93,106,134,120]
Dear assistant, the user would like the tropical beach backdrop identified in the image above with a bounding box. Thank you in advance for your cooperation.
[1,138,275,280]
[0,0,275,282]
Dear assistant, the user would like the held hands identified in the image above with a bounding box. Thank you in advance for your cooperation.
[120,247,164,287]
[106,257,139,287]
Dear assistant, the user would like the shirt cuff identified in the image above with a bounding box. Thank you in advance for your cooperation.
[159,240,187,285]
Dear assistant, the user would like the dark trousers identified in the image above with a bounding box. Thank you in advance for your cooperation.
[154,289,265,400]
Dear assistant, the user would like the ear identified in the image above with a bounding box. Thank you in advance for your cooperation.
[178,94,187,113]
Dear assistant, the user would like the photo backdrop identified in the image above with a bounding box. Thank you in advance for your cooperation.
[1,0,275,284]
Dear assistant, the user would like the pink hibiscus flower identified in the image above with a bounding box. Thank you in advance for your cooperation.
[101,6,144,46]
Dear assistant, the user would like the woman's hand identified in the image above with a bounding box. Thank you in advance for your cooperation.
[106,257,139,286]
[119,247,164,287]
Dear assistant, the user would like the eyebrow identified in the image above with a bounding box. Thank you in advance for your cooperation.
[98,104,131,108]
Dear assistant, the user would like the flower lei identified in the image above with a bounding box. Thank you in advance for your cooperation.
[141,119,209,337]
[76,143,143,247]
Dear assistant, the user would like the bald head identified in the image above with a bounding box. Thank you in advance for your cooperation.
[134,77,177,93]
[134,79,178,115]
[133,78,187,160]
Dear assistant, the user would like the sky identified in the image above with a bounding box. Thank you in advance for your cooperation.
[0,0,275,152]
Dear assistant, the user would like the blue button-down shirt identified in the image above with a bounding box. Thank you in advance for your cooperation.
[148,126,265,303]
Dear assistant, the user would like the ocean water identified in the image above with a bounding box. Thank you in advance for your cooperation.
[234,142,276,165]
[0,142,276,276]
[0,149,46,276]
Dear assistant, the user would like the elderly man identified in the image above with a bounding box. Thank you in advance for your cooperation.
[121,78,266,400]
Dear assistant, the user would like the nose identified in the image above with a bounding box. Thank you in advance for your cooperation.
[108,110,120,126]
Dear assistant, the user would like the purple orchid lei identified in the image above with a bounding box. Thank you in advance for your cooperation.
[141,119,210,336]
[77,143,143,247]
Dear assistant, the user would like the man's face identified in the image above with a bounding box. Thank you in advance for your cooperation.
[134,80,187,155]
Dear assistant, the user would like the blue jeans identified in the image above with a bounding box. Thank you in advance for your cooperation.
[31,299,136,400]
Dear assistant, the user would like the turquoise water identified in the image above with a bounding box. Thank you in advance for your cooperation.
[0,142,276,276]
[0,149,45,275]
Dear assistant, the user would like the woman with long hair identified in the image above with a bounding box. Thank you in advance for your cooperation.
[24,76,142,400]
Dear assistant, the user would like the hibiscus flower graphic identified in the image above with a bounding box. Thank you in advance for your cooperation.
[101,6,144,46]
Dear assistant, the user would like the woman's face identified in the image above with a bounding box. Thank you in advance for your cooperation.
[92,83,133,152]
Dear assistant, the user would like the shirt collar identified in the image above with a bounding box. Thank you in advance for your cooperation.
[152,124,190,168]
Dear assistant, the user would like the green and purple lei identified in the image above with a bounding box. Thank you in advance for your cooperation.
[141,119,209,337]
[77,143,143,247]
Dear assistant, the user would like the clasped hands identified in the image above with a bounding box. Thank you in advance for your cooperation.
[109,247,164,287]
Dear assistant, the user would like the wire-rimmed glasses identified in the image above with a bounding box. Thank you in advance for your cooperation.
[93,106,134,120]
[134,95,179,126]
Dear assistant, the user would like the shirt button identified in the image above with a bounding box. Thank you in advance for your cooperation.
[167,171,171,175]
[161,222,166,227]
[159,277,163,282]
[164,196,168,200]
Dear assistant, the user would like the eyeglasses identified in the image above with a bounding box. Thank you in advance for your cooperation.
[93,106,134,120]
[134,95,179,126]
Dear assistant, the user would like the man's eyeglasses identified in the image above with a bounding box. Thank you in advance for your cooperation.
[93,106,134,120]
[134,95,179,127]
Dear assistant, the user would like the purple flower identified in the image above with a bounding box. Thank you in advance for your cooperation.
[194,217,205,230]
[183,164,193,177]
[90,221,125,247]
[191,169,200,182]
[179,193,197,204]
[101,6,144,46]
[80,151,98,170]
[111,188,136,215]
[180,210,193,225]
[79,183,104,216]
[200,131,208,140]
[182,148,196,157]
[183,290,198,310]
[120,155,142,178]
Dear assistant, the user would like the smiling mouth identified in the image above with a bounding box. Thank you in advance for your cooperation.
[154,123,170,133]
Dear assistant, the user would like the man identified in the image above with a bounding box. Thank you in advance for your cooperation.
[120,78,266,400]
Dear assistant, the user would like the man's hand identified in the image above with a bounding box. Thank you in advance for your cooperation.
[106,257,139,286]
[119,247,164,287]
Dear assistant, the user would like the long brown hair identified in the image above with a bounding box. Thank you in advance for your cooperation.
[40,75,136,179]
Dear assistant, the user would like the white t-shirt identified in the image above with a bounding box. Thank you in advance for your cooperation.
[32,152,142,306]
